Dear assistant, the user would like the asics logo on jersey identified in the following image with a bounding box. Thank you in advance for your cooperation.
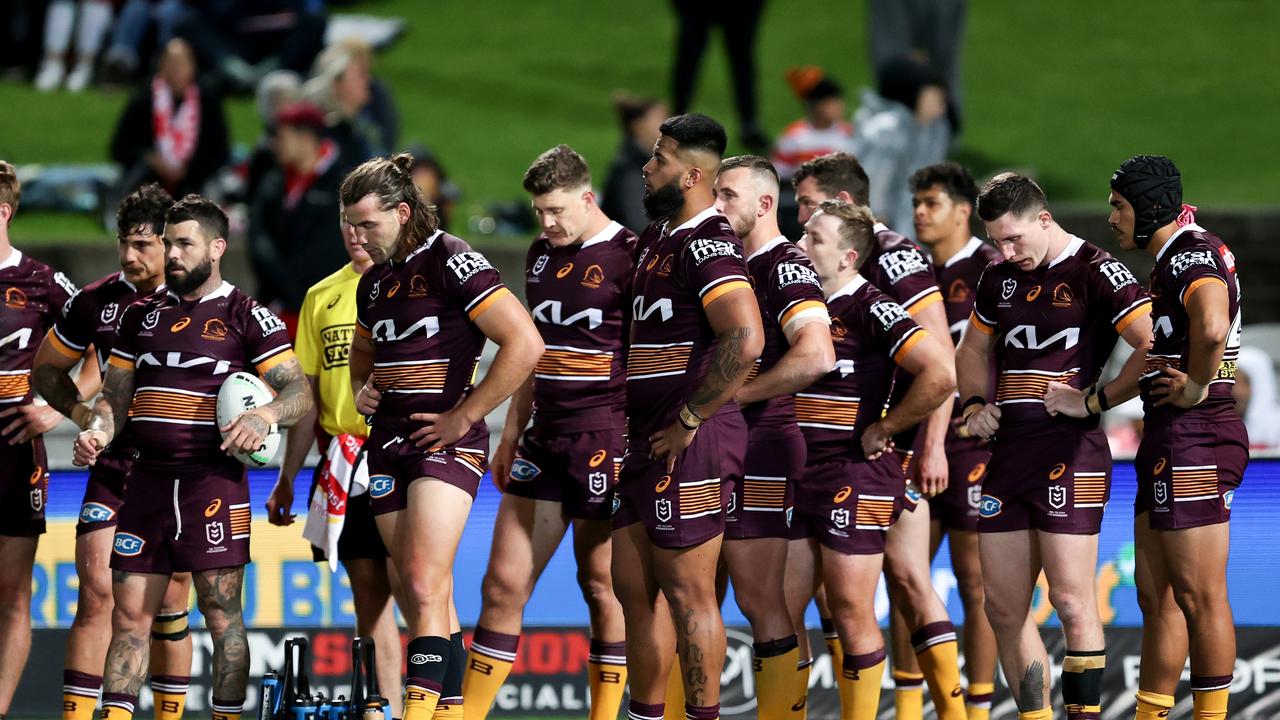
[0,327,32,351]
[878,249,929,283]
[632,296,674,322]
[136,351,231,375]
[1004,325,1080,351]
[531,300,603,329]
[371,315,440,342]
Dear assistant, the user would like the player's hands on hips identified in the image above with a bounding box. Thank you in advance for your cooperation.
[1043,381,1089,418]
[409,405,472,451]
[1,403,63,444]
[916,442,949,496]
[649,422,696,474]
[221,408,273,454]
[265,478,296,525]
[355,382,381,416]
[490,437,518,492]
[74,429,109,466]
[860,421,894,460]
[965,404,1001,440]
[1151,366,1205,408]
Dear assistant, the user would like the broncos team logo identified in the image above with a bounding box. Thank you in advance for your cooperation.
[510,459,540,482]
[947,279,969,303]
[581,264,605,289]
[369,474,395,498]
[202,318,228,340]
[4,287,26,308]
[80,502,116,524]
[113,533,145,556]
[409,274,429,297]
[1052,283,1074,307]
[978,495,1003,518]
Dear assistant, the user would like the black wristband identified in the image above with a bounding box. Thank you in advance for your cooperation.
[1097,385,1112,411]
[962,395,985,412]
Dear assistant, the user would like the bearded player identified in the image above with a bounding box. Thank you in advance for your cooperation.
[74,195,313,720]
[909,162,1002,720]
[33,184,195,720]
[712,155,833,720]
[792,152,964,720]
[463,145,634,720]
[957,173,1152,720]
[794,200,954,720]
[343,155,543,720]
[613,113,763,720]
[0,160,79,716]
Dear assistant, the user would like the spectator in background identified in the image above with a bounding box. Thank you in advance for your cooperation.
[109,38,230,200]
[304,39,399,161]
[34,0,114,92]
[669,0,768,151]
[240,70,304,205]
[101,0,186,85]
[407,146,459,233]
[248,101,350,337]
[850,56,952,238]
[868,0,967,131]
[772,67,855,182]
[174,0,326,94]
[601,92,666,234]
[1236,346,1280,449]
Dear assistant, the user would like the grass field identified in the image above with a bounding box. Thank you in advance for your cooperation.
[1,0,1277,244]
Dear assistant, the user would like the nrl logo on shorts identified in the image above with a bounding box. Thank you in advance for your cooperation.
[205,521,225,545]
[29,488,43,512]
[1154,480,1169,505]
[968,485,982,509]
[588,471,608,496]
[100,303,119,325]
[830,507,850,529]
[1001,278,1017,300]
[655,498,673,523]
[510,459,540,482]
[1048,484,1067,509]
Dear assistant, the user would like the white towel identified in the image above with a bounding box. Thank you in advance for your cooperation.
[302,433,368,570]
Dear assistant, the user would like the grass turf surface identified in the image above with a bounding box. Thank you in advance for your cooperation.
[0,0,1276,244]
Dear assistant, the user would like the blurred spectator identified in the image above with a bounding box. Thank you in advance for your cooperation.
[670,0,768,151]
[247,101,350,335]
[407,146,459,233]
[868,0,967,131]
[850,56,952,237]
[304,39,399,161]
[35,0,114,92]
[174,0,326,94]
[239,70,304,204]
[109,38,230,201]
[1,0,45,76]
[1236,346,1280,449]
[101,0,186,85]
[601,92,666,234]
[772,66,855,181]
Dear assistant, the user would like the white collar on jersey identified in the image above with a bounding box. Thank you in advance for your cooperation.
[943,237,986,268]
[581,221,623,249]
[401,230,444,264]
[0,248,23,270]
[747,235,789,262]
[826,273,867,301]
[873,222,890,235]
[170,280,234,303]
[667,205,719,234]
[1155,223,1207,262]
[1047,235,1084,269]
[118,272,137,292]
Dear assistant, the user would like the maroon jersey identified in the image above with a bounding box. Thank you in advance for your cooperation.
[48,271,159,374]
[109,282,295,465]
[525,221,636,433]
[743,236,828,426]
[797,275,927,464]
[935,237,1002,447]
[627,206,753,442]
[355,231,510,434]
[970,236,1150,438]
[1141,223,1243,424]
[0,250,75,419]
[866,224,943,315]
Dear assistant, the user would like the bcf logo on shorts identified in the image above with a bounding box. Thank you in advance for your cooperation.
[114,533,145,556]
[655,498,673,523]
[1224,489,1235,509]
[978,495,1002,518]
[831,508,850,529]
[80,502,116,524]
[588,471,607,496]
[511,459,540,482]
[369,475,395,498]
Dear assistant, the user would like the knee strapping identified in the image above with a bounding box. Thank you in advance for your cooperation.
[152,610,189,641]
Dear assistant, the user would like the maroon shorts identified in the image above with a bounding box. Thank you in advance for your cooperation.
[505,424,624,521]
[929,446,989,532]
[613,412,746,549]
[78,447,135,536]
[0,437,48,537]
[979,429,1111,534]
[365,422,489,515]
[1134,418,1248,530]
[795,455,905,555]
[726,422,804,541]
[111,461,250,574]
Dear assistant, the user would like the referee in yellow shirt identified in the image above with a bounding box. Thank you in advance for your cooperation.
[265,216,403,715]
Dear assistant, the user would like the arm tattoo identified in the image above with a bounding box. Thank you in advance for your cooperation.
[196,566,250,701]
[1017,660,1047,711]
[33,363,83,417]
[687,326,752,412]
[262,358,314,428]
[90,366,135,438]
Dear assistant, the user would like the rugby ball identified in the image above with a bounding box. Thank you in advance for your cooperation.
[216,372,281,468]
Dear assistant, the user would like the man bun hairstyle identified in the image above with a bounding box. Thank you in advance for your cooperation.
[909,162,978,208]
[659,113,727,159]
[340,153,441,248]
[522,144,592,196]
[117,183,174,238]
[793,152,870,206]
[166,194,228,242]
[976,172,1049,223]
[817,199,876,266]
